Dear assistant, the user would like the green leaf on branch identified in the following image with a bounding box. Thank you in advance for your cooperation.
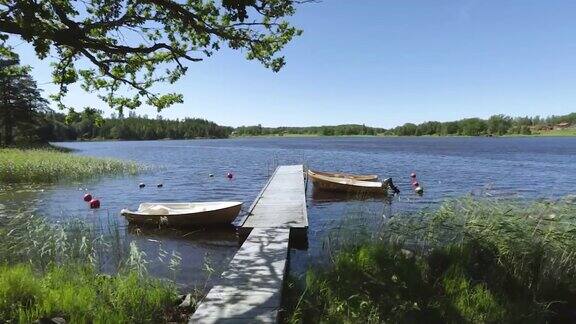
[0,0,310,112]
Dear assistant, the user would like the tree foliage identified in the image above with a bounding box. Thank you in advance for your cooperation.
[36,110,576,142]
[43,110,232,141]
[0,0,306,112]
[0,64,48,145]
[388,113,576,136]
[234,124,385,136]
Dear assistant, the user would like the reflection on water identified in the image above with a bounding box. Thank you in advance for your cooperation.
[127,226,238,247]
[1,137,575,289]
[125,226,238,291]
[311,187,395,203]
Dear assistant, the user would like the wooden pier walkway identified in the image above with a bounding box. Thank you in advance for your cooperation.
[190,165,308,323]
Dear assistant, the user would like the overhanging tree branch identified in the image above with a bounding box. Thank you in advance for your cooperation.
[0,0,306,111]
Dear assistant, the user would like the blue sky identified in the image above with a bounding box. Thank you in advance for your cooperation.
[9,0,576,127]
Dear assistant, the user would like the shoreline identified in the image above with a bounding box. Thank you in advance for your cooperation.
[48,133,576,143]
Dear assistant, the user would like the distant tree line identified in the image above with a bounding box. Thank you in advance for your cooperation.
[40,110,233,141]
[36,111,576,142]
[387,113,576,136]
[2,64,575,145]
[233,124,386,136]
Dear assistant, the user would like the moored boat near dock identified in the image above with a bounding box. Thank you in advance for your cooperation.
[307,169,379,181]
[307,170,398,195]
[121,202,242,227]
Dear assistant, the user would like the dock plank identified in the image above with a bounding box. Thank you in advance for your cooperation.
[190,228,290,323]
[191,165,307,323]
[241,165,307,229]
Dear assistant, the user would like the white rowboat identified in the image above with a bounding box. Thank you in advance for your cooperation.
[121,202,242,227]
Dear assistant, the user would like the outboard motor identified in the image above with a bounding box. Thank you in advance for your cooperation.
[383,178,400,195]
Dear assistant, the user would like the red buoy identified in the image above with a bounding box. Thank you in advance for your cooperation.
[412,181,419,187]
[226,172,234,179]
[83,193,92,202]
[89,199,100,209]
[410,172,417,178]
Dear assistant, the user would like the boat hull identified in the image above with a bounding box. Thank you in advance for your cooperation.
[122,203,242,227]
[308,171,388,195]
[308,170,378,181]
[310,177,387,194]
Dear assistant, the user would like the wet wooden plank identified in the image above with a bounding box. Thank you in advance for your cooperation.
[190,228,290,323]
[240,165,308,230]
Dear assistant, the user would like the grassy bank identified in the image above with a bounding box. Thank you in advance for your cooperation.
[531,128,576,136]
[0,264,177,322]
[0,214,192,323]
[286,197,576,323]
[0,148,140,183]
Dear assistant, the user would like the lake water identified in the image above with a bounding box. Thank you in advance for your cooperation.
[1,137,575,290]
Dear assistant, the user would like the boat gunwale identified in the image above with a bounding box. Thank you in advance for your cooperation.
[307,169,379,181]
[307,171,384,188]
[122,201,243,217]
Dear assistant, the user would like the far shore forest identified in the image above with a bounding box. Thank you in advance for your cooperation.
[19,110,576,143]
[3,97,576,145]
[0,61,575,145]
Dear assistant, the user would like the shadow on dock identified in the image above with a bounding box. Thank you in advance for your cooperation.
[191,165,308,323]
[190,228,290,323]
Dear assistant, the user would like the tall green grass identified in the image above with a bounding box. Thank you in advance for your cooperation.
[0,148,140,183]
[286,197,576,323]
[383,196,576,289]
[0,264,177,323]
[0,213,121,270]
[0,214,191,323]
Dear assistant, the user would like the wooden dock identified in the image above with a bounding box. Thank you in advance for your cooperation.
[190,165,308,323]
[236,164,308,232]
